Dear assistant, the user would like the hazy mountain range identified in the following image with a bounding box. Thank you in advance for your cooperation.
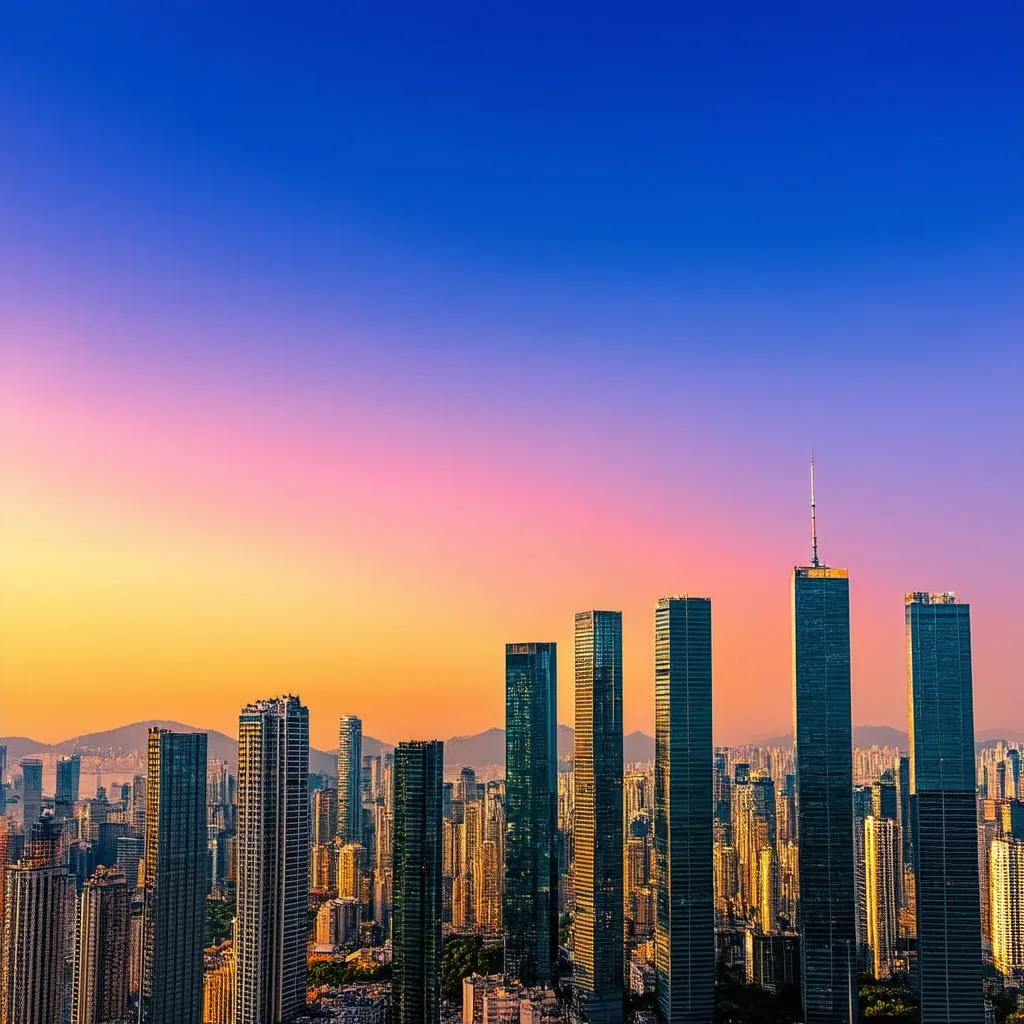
[1,721,1015,777]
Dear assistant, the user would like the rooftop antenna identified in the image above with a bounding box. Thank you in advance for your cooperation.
[810,452,820,567]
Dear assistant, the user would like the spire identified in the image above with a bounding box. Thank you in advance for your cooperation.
[810,452,820,567]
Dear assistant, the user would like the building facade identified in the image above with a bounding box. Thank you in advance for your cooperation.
[907,593,983,1021]
[338,716,363,845]
[72,866,131,1024]
[654,596,715,1023]
[235,695,310,1024]
[573,609,624,1024]
[504,641,559,987]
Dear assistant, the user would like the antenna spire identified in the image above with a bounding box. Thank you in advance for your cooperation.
[810,452,820,567]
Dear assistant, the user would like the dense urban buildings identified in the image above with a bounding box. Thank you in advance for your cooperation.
[71,865,131,1024]
[393,740,444,1024]
[338,715,363,845]
[139,728,208,1024]
[792,553,856,1021]
[504,642,559,988]
[18,759,42,830]
[236,696,311,1023]
[654,596,715,1023]
[573,609,625,1024]
[907,592,985,1022]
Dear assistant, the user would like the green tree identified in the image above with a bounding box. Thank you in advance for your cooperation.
[205,897,236,945]
[440,936,503,1003]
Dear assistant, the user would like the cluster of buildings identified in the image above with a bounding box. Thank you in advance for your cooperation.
[0,501,1022,1024]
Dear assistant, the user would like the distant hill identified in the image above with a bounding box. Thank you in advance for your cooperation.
[756,725,909,750]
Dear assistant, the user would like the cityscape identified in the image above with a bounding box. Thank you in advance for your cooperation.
[3,4,1022,1024]
[2,486,1023,1023]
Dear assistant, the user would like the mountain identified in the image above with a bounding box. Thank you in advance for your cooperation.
[756,725,909,750]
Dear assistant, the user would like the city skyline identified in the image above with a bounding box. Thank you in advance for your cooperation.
[3,5,1023,750]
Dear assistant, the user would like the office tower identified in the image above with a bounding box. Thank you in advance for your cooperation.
[337,716,363,844]
[0,746,6,816]
[72,866,131,1024]
[734,772,777,923]
[236,696,310,1024]
[990,837,1024,978]
[871,771,898,821]
[792,467,856,1024]
[57,754,82,818]
[573,609,624,1024]
[116,835,144,892]
[393,740,443,1024]
[504,642,558,987]
[907,592,984,1021]
[338,842,365,902]
[202,942,236,1024]
[0,818,74,1024]
[312,786,338,845]
[654,596,715,1024]
[130,776,147,837]
[864,817,900,980]
[19,759,42,829]
[139,729,207,1024]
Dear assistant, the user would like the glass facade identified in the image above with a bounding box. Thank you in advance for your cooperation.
[906,593,983,1022]
[654,596,715,1023]
[337,716,363,844]
[792,566,856,1024]
[504,642,559,987]
[573,610,624,1024]
[140,729,207,1024]
[393,740,444,1024]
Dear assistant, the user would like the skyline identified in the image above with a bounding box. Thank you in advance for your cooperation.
[3,5,1023,749]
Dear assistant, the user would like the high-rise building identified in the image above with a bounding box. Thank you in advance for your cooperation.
[792,473,856,1024]
[312,787,338,846]
[990,837,1024,979]
[236,695,310,1024]
[57,754,82,818]
[0,818,74,1024]
[393,740,443,1024]
[654,596,715,1023]
[72,865,131,1024]
[139,729,207,1024]
[864,816,900,980]
[19,759,42,829]
[202,942,236,1024]
[907,592,984,1021]
[504,642,559,987]
[337,716,363,845]
[573,609,624,1024]
[0,745,7,815]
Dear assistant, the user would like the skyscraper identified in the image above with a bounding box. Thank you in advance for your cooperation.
[792,466,856,1023]
[573,609,624,1024]
[989,837,1024,979]
[654,596,715,1024]
[392,740,443,1024]
[0,818,74,1024]
[338,716,363,845]
[72,866,131,1024]
[907,592,984,1021]
[864,816,900,980]
[235,697,309,1024]
[19,759,42,829]
[139,729,207,1024]
[504,641,559,987]
[57,754,82,818]
[0,746,7,816]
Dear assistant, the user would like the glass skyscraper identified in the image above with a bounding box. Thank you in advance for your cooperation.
[504,641,558,987]
[337,715,363,844]
[236,695,310,1023]
[393,740,444,1024]
[19,758,42,830]
[139,729,207,1024]
[793,566,856,1023]
[573,609,624,1024]
[654,596,715,1023]
[906,592,983,1022]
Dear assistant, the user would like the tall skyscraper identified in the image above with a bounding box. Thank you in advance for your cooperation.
[337,716,363,845]
[573,609,624,1024]
[236,695,310,1024]
[864,816,900,980]
[57,754,82,817]
[654,596,715,1024]
[907,592,984,1021]
[0,746,7,816]
[72,866,131,1024]
[504,641,558,987]
[392,740,443,1024]
[792,465,856,1023]
[139,729,208,1024]
[0,818,74,1024]
[989,837,1024,978]
[19,759,42,829]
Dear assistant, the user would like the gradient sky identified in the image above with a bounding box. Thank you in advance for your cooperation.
[2,4,1022,749]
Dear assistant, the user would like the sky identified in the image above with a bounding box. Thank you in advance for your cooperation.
[2,4,1022,750]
